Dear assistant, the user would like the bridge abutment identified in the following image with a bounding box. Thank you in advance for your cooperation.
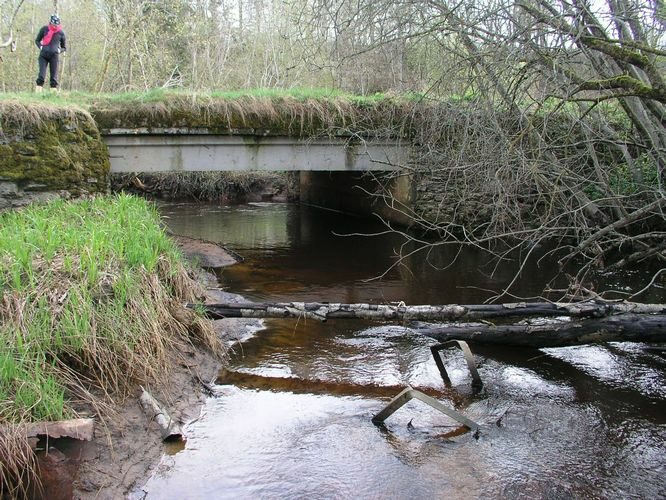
[299,171,414,225]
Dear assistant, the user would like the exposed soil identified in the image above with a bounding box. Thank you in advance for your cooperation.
[31,236,255,500]
[71,339,222,500]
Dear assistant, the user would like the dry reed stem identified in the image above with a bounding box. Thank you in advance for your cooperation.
[0,100,96,133]
[0,425,39,499]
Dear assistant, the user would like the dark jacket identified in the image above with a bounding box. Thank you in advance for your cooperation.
[35,26,66,56]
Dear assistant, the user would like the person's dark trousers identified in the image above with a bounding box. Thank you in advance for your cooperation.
[36,52,60,88]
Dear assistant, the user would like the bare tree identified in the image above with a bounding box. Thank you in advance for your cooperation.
[0,0,663,298]
[297,0,665,298]
[0,0,24,58]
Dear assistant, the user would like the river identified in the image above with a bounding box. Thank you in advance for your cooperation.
[142,201,665,499]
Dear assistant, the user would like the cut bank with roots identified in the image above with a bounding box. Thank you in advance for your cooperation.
[0,194,223,496]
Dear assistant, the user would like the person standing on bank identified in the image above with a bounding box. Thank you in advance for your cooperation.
[34,14,66,93]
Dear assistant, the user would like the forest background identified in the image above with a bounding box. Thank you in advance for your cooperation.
[0,1,657,98]
[1,0,447,93]
[1,0,665,297]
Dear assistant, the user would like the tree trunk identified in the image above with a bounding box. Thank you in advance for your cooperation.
[414,314,666,347]
[196,300,666,322]
[197,301,666,347]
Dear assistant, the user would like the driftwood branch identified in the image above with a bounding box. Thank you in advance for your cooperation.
[139,388,183,442]
[193,300,666,322]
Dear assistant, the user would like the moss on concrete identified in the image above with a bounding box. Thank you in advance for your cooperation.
[0,101,109,196]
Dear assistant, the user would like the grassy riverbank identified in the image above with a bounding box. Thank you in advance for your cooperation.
[0,194,222,495]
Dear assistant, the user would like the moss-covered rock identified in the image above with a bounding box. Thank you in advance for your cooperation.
[0,101,109,203]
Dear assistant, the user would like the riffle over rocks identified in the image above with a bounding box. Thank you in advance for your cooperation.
[0,101,109,210]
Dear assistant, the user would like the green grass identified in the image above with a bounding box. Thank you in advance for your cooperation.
[609,154,661,195]
[0,87,418,108]
[0,194,217,424]
[0,194,179,293]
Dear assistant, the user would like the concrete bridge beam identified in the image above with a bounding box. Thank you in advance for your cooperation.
[103,131,409,173]
[102,129,415,225]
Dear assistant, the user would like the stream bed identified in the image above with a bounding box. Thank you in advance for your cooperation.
[142,202,665,499]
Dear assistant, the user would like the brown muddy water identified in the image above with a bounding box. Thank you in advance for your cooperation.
[142,202,665,499]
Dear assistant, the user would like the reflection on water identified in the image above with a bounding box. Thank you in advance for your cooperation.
[144,201,666,499]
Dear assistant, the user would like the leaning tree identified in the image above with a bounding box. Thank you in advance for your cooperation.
[0,0,24,58]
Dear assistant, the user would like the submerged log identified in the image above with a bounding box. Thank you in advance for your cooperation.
[194,300,666,322]
[415,314,666,347]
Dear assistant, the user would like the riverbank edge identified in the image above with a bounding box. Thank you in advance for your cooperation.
[73,264,244,500]
[0,196,230,498]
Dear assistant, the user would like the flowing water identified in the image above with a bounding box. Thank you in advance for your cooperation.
[143,202,665,499]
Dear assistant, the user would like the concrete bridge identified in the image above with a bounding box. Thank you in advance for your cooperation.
[102,128,409,173]
[102,128,415,224]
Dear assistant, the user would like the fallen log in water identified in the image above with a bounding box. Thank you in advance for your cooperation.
[193,300,666,322]
[193,300,666,347]
[216,368,465,403]
[414,314,666,347]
